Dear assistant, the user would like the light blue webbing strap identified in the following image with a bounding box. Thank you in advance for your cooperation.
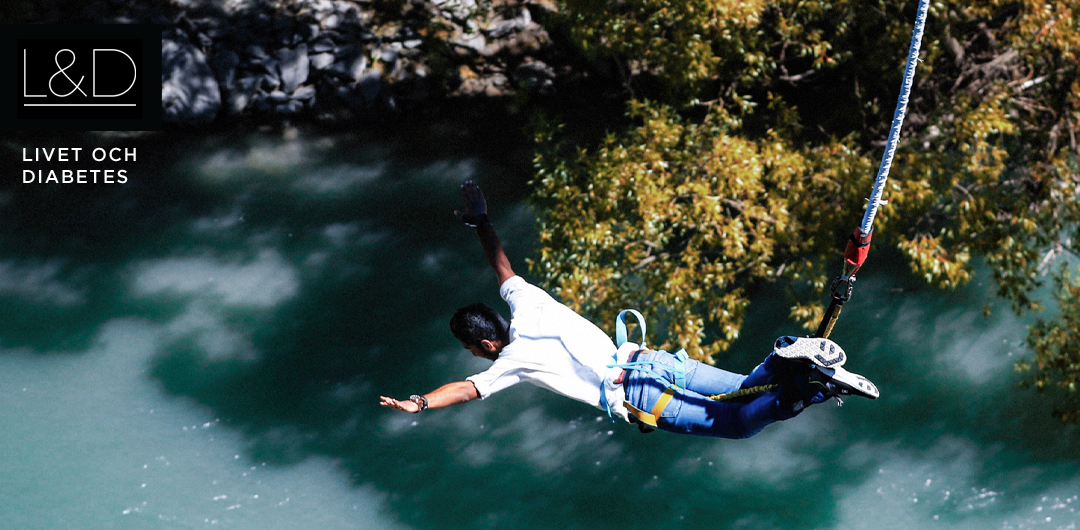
[670,348,688,390]
[609,349,689,426]
[615,309,647,348]
[601,309,648,421]
[602,309,690,423]
[611,351,688,389]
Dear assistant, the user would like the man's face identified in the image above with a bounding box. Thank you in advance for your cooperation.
[463,342,486,358]
[462,341,498,361]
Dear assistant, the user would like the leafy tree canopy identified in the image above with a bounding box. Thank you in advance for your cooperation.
[528,0,1080,419]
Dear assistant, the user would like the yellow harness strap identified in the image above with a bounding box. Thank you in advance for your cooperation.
[623,386,677,427]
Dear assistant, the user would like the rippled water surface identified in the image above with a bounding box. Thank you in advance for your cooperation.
[1,131,1077,529]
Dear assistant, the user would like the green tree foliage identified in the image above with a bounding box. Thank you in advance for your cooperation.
[531,101,872,362]
[1020,272,1080,423]
[528,0,1080,417]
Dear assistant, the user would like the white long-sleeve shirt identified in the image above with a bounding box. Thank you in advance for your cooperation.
[466,276,632,421]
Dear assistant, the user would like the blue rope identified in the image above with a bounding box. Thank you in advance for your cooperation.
[860,0,930,236]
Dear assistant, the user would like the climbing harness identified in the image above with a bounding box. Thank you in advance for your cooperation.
[816,0,930,339]
[603,309,690,428]
[606,309,778,425]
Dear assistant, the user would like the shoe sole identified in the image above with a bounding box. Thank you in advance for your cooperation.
[774,336,847,368]
[817,365,880,399]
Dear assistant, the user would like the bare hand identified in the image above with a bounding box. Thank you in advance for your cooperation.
[379,395,420,413]
[454,180,488,219]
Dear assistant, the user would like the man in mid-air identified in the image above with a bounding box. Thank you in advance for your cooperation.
[379,181,878,438]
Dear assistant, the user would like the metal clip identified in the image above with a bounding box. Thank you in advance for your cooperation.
[829,275,857,302]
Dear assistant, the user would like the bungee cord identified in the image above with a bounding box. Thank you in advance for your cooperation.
[707,0,931,401]
[815,0,931,340]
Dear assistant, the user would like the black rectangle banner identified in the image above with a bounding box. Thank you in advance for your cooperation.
[0,24,162,131]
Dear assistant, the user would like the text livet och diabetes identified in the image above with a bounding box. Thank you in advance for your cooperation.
[21,147,135,184]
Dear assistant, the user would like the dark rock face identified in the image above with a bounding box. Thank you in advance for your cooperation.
[152,0,561,125]
[162,28,222,125]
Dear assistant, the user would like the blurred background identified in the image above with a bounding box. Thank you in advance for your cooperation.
[3,0,1080,527]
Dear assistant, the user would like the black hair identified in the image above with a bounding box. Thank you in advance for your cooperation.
[449,302,509,348]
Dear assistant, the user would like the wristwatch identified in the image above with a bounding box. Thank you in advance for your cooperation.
[409,394,429,412]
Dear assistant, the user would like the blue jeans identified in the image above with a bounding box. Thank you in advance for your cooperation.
[623,349,791,439]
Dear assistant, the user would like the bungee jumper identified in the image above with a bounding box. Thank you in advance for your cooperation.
[380,0,930,439]
[379,181,878,438]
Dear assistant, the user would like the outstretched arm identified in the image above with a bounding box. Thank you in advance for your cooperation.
[455,181,515,285]
[379,381,480,413]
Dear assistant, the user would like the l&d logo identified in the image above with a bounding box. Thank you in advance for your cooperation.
[1,25,162,131]
[20,39,142,120]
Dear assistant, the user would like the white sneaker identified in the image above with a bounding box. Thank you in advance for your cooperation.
[773,336,846,368]
[814,365,880,400]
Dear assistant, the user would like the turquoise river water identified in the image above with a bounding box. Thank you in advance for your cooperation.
[1,130,1078,530]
